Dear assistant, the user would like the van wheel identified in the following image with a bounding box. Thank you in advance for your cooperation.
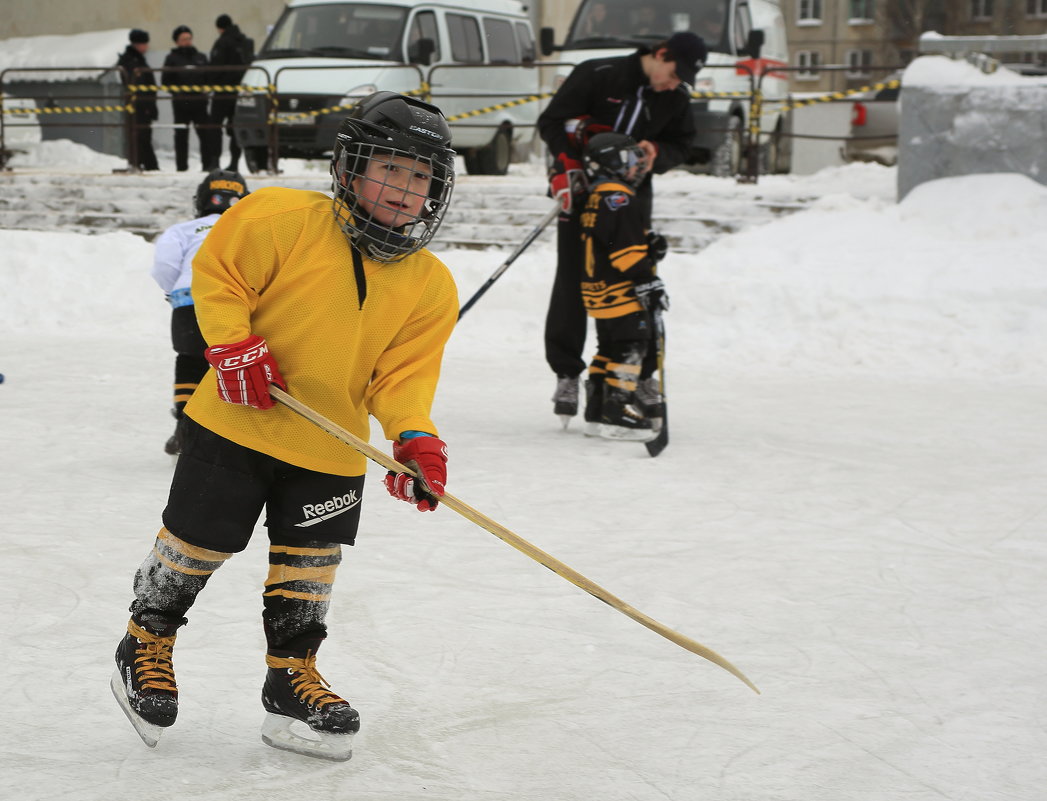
[465,128,511,175]
[244,146,269,174]
[711,117,742,177]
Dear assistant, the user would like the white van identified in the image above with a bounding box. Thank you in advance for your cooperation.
[233,0,540,174]
[540,0,790,175]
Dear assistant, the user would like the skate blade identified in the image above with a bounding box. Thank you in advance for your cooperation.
[599,424,658,442]
[558,414,573,430]
[110,669,164,748]
[261,712,354,762]
[582,421,602,437]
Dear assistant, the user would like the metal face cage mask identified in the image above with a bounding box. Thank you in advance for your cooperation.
[331,144,454,263]
[329,92,455,263]
[583,132,647,188]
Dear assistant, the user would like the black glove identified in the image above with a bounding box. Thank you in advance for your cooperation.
[647,231,669,263]
[634,276,669,312]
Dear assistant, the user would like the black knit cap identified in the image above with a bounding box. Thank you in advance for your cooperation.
[172,25,192,42]
[215,14,232,29]
[129,29,149,44]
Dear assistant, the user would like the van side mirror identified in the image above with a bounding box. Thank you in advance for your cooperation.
[540,27,557,57]
[408,36,436,66]
[745,29,765,59]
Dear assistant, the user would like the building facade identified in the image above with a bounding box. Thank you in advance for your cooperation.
[784,0,1047,93]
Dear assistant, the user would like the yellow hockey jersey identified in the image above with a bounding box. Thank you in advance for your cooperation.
[185,186,458,476]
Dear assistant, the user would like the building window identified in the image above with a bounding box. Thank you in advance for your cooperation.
[849,0,875,21]
[797,50,822,79]
[1028,0,1047,18]
[971,0,994,19]
[846,49,873,77]
[798,0,823,25]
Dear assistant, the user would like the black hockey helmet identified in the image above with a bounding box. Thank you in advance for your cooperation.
[583,132,647,187]
[195,169,248,216]
[330,91,455,262]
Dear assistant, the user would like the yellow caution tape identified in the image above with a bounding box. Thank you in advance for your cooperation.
[690,90,753,99]
[3,103,132,115]
[770,79,900,113]
[127,83,272,93]
[444,92,554,122]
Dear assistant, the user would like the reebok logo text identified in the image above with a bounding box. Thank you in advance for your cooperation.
[296,490,361,527]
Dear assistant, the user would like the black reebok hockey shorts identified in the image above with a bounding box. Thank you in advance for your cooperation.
[163,417,365,553]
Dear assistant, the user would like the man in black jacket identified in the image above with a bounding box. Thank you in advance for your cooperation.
[209,14,250,171]
[537,32,706,424]
[162,25,215,172]
[117,29,159,171]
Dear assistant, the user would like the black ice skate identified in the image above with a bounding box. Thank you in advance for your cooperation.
[111,616,181,747]
[261,650,360,761]
[600,390,657,442]
[552,374,579,428]
[583,378,604,437]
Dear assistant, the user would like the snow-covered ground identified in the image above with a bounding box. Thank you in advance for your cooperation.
[1,139,1045,801]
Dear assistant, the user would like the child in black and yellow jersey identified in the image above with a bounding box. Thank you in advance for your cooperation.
[579,132,669,441]
[111,92,458,761]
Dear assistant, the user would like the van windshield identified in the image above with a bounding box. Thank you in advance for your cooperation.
[565,0,730,54]
[261,3,408,61]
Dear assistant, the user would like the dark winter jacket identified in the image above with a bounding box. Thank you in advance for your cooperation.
[209,24,249,94]
[538,52,695,175]
[162,46,210,108]
[117,45,158,120]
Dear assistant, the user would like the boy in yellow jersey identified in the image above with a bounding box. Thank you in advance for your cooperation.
[578,132,669,441]
[111,92,458,761]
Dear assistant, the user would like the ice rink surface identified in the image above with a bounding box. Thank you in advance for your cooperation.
[1,152,1045,800]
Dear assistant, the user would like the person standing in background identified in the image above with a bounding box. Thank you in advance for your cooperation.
[117,29,159,172]
[208,14,251,171]
[536,31,705,426]
[162,25,215,172]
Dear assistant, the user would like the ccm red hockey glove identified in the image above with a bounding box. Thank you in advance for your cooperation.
[204,334,286,410]
[385,435,448,512]
[549,152,586,213]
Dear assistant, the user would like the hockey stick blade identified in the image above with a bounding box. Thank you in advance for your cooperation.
[645,407,668,457]
[270,386,758,694]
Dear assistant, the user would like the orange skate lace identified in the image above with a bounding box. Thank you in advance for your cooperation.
[127,620,177,693]
[265,652,347,709]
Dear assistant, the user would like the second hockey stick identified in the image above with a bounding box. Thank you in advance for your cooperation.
[645,306,669,457]
[457,202,560,320]
[269,385,759,694]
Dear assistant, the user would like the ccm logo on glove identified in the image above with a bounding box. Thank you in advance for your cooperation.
[204,334,287,410]
[385,435,448,512]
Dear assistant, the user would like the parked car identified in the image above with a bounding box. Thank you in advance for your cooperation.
[233,0,540,174]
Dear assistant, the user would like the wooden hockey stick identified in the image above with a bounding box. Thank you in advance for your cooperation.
[270,386,759,694]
